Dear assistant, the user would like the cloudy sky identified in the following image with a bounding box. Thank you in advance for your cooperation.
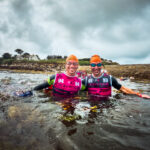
[0,0,150,64]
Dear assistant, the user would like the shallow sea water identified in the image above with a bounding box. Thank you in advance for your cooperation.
[0,71,150,150]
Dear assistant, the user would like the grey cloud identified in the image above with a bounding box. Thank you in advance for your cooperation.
[10,0,32,23]
[44,0,150,48]
[47,0,150,29]
[119,49,150,59]
[97,21,150,44]
[0,0,33,39]
[0,0,150,64]
[0,21,8,33]
[27,26,52,52]
[0,0,52,53]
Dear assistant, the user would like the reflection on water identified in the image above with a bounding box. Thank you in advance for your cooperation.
[0,71,150,150]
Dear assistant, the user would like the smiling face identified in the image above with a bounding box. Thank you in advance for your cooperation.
[90,62,102,77]
[65,60,79,76]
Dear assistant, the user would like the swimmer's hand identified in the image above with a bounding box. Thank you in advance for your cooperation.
[13,90,33,97]
[137,93,150,99]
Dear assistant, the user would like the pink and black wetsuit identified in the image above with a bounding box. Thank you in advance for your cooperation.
[53,73,82,97]
[85,73,112,99]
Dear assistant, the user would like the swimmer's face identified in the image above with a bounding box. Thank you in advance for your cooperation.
[90,62,102,77]
[66,60,78,76]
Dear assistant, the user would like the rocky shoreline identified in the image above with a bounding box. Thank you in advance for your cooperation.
[79,64,150,82]
[0,62,65,73]
[0,62,150,82]
[105,64,150,81]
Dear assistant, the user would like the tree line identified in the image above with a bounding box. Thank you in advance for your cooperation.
[1,49,33,59]
[0,49,118,65]
[1,49,68,60]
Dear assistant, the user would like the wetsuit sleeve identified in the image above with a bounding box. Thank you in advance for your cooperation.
[112,76,122,90]
[81,78,87,91]
[81,84,86,90]
[33,74,55,91]
[47,74,55,85]
[33,82,50,91]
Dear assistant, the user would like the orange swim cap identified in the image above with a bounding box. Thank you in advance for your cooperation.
[66,54,78,62]
[90,55,102,63]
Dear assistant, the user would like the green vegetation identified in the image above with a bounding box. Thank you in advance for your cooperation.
[0,58,15,65]
[0,49,119,66]
[37,59,65,64]
[0,58,118,66]
[103,61,118,65]
[0,58,65,64]
[79,60,90,66]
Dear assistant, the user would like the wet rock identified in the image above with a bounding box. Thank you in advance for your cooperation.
[0,92,11,101]
[7,106,21,118]
[1,77,12,85]
[0,62,65,73]
[105,64,150,81]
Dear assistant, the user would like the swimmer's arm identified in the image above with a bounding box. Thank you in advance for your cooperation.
[112,77,150,98]
[112,76,137,94]
[112,76,139,95]
[33,75,55,91]
[120,86,150,99]
[33,82,50,91]
[112,77,122,90]
[119,86,138,95]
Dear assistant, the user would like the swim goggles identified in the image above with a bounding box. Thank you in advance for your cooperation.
[90,63,102,67]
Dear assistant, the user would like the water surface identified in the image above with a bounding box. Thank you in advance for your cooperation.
[0,71,150,150]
